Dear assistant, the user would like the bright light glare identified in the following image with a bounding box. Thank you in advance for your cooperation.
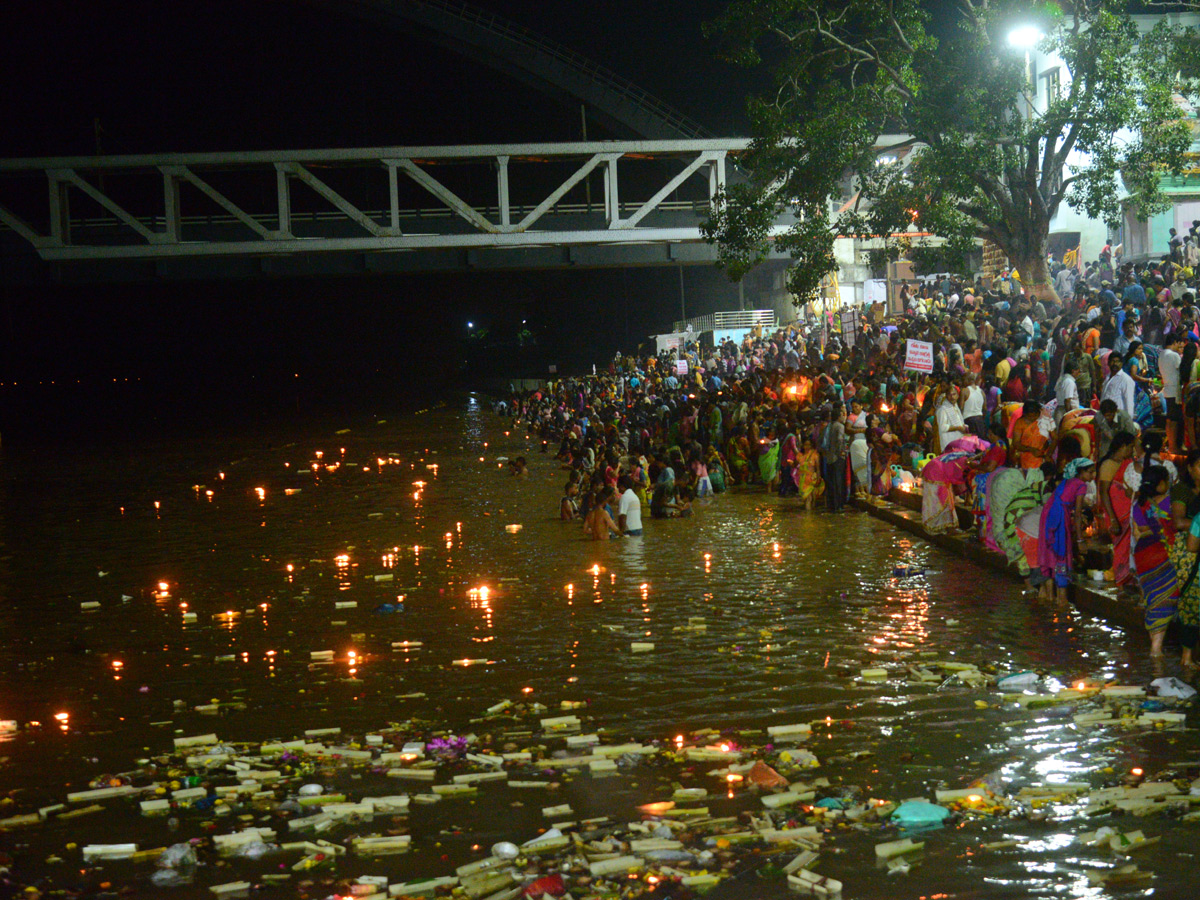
[1007,25,1043,49]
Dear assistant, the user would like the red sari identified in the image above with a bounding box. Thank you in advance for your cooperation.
[1097,458,1133,585]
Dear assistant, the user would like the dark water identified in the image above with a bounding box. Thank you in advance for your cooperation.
[0,397,1195,898]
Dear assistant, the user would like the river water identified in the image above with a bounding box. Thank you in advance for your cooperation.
[0,397,1195,898]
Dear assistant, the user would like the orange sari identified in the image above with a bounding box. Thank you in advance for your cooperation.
[1010,417,1049,469]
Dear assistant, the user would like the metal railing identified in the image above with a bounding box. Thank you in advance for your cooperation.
[58,199,712,235]
[672,310,777,333]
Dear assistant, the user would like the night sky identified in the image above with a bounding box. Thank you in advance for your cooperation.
[0,1,762,438]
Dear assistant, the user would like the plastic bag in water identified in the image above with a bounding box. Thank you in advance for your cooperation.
[150,869,194,887]
[1151,677,1197,700]
[236,841,277,859]
[891,800,951,831]
[492,841,519,860]
[997,671,1040,690]
[156,842,197,869]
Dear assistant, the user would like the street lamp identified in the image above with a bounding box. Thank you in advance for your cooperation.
[1006,25,1044,118]
[467,321,474,329]
[1006,25,1043,49]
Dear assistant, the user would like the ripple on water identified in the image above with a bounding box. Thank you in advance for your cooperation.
[0,402,1187,898]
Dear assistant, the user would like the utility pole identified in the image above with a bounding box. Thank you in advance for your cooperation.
[678,265,686,323]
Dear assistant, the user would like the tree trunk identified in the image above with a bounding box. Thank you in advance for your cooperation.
[1011,249,1058,303]
[993,217,1057,303]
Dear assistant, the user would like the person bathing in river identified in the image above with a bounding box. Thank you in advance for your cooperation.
[583,486,622,540]
[560,473,580,520]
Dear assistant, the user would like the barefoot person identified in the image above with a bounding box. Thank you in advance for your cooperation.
[1036,457,1096,607]
[1131,466,1179,666]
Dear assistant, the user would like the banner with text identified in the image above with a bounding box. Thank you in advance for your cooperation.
[904,339,934,373]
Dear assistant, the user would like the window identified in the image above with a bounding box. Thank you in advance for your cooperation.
[1040,67,1061,102]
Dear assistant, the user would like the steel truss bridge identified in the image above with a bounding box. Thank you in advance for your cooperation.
[0,2,798,281]
[0,140,795,280]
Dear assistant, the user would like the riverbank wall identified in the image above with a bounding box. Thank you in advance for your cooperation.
[852,488,1147,634]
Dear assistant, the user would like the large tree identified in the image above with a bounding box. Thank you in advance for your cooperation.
[703,0,1197,302]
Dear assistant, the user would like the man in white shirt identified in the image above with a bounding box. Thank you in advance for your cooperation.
[1053,359,1080,425]
[1100,353,1137,420]
[1160,333,1185,452]
[617,475,643,537]
[959,373,986,438]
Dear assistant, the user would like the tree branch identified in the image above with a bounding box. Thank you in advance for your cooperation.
[809,11,917,102]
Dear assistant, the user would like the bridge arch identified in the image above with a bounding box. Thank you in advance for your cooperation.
[315,0,710,140]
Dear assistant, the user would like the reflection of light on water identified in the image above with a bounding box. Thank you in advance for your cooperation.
[870,589,930,651]
[639,801,675,816]
[468,586,494,628]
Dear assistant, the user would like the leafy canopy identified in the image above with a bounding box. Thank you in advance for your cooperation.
[703,0,1197,301]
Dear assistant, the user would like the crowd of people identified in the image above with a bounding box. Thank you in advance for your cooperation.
[498,234,1200,674]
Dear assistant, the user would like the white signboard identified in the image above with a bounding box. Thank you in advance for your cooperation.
[675,360,689,376]
[904,339,934,373]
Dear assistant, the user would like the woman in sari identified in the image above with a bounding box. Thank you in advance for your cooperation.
[1131,465,1179,665]
[705,446,729,494]
[1010,400,1051,469]
[758,427,780,490]
[969,442,1008,537]
[796,436,824,510]
[921,451,974,534]
[1125,341,1158,430]
[869,421,898,495]
[777,429,800,497]
[895,393,918,445]
[1037,457,1097,605]
[1168,451,1200,674]
[726,427,750,485]
[1096,433,1136,587]
[988,465,1046,576]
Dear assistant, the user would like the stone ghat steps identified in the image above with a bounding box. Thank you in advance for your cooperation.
[852,489,1147,633]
